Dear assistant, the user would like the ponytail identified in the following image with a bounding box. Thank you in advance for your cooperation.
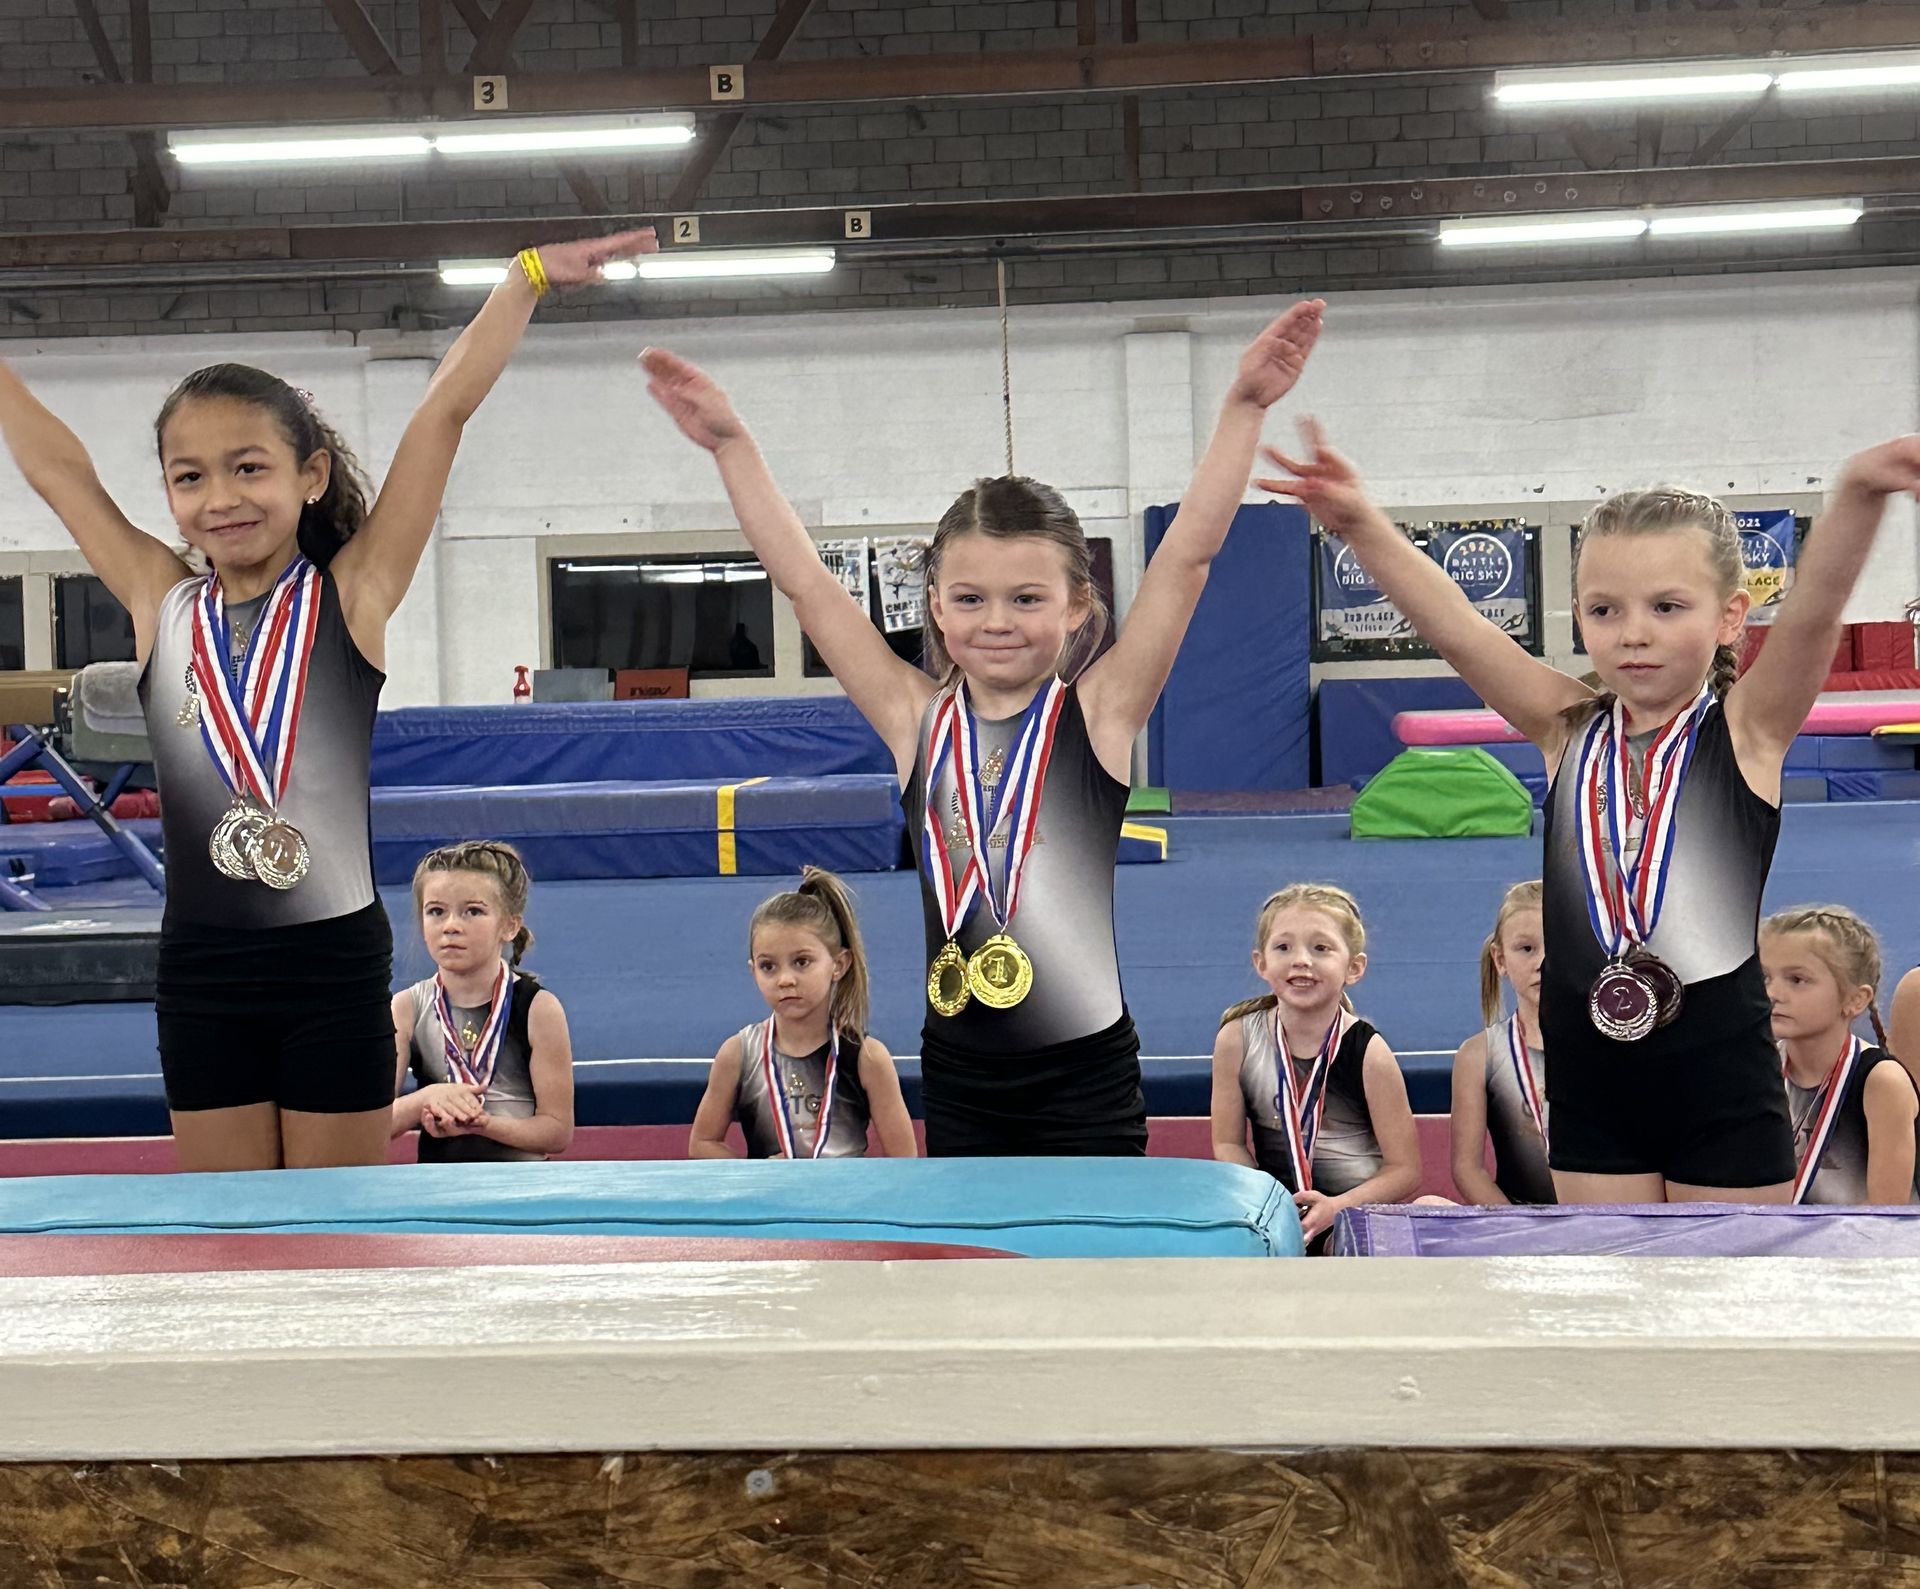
[1710,641,1741,699]
[1219,992,1277,1030]
[1478,934,1504,1028]
[750,866,869,1043]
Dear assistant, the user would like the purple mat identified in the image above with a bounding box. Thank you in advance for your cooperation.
[1331,1202,1920,1258]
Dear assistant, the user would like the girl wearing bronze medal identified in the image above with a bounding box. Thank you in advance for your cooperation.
[0,229,656,1173]
[1262,422,1920,1206]
[646,299,1325,1155]
[690,869,916,1161]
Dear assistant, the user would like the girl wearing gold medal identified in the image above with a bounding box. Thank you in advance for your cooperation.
[644,299,1323,1156]
[690,868,916,1160]
[0,229,655,1173]
[1261,425,1920,1204]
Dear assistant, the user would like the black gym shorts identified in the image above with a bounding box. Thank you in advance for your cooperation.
[155,898,397,1115]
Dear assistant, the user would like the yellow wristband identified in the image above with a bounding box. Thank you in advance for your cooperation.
[516,248,550,299]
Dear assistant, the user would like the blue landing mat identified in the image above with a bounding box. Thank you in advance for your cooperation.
[0,1158,1305,1259]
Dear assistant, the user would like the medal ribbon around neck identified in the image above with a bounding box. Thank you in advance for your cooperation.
[1785,1032,1864,1205]
[187,557,322,813]
[953,677,1067,935]
[1575,683,1714,960]
[1507,1011,1548,1153]
[763,1018,839,1160]
[1271,1005,1352,1195]
[434,960,512,1097]
[920,690,984,945]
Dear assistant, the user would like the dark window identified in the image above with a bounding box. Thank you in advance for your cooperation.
[548,554,775,680]
[0,576,22,671]
[53,575,135,668]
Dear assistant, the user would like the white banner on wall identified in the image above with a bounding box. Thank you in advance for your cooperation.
[817,538,871,613]
[874,538,928,634]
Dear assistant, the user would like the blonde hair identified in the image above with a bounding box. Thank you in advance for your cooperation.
[1479,879,1544,1026]
[920,475,1109,683]
[1761,903,1889,1050]
[749,866,870,1041]
[1563,486,1745,727]
[411,841,534,965]
[1220,882,1367,1028]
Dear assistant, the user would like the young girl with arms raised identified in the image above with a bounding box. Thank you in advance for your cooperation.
[1263,424,1920,1202]
[0,228,652,1172]
[644,300,1323,1156]
[392,842,575,1164]
[1449,880,1554,1206]
[1209,883,1422,1243]
[1761,905,1917,1206]
[690,868,916,1160]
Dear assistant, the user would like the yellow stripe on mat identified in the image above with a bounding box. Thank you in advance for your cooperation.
[717,776,771,875]
[1120,820,1168,858]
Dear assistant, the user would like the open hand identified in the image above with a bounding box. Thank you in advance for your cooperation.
[536,228,660,289]
[1837,436,1920,503]
[1253,416,1382,540]
[640,347,747,453]
[1228,299,1324,411]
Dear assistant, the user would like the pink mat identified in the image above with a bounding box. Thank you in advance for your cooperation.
[1395,689,1920,747]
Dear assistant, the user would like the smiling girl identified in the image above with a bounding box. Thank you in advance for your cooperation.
[1261,425,1920,1203]
[0,229,653,1172]
[643,300,1323,1156]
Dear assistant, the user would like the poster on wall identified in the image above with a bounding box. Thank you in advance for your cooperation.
[1736,509,1796,626]
[1314,533,1420,646]
[873,538,928,634]
[1427,521,1534,644]
[816,538,871,612]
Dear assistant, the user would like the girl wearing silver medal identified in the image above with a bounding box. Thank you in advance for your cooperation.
[645,301,1325,1156]
[1262,422,1920,1205]
[690,868,916,1161]
[1761,905,1918,1207]
[0,229,655,1173]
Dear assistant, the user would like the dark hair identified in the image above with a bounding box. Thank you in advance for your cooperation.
[412,840,535,965]
[154,363,372,570]
[749,866,870,1042]
[921,475,1109,682]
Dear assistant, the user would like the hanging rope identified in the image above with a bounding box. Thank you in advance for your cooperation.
[997,256,1014,477]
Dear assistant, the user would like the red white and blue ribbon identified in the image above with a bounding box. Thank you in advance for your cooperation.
[920,690,983,944]
[763,1017,839,1159]
[1785,1032,1864,1205]
[953,677,1067,934]
[187,556,322,810]
[1271,1006,1352,1194]
[434,960,513,1097]
[1507,1011,1548,1152]
[1574,684,1714,960]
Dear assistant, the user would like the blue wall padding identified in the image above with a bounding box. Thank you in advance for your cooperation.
[1827,769,1920,802]
[1315,676,1482,789]
[1146,503,1311,792]
[372,698,893,788]
[0,819,165,886]
[369,775,905,883]
[1782,775,1829,804]
[0,1051,1457,1142]
[1784,735,1919,771]
[0,1158,1306,1258]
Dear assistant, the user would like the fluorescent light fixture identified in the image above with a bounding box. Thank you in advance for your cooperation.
[1778,52,1920,94]
[1647,201,1863,236]
[438,261,509,287]
[170,115,693,168]
[559,563,641,574]
[170,130,433,166]
[1492,64,1773,106]
[637,249,836,281]
[1438,214,1649,248]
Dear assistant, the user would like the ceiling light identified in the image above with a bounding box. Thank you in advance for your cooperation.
[432,116,694,154]
[1492,65,1773,107]
[1647,201,1863,236]
[169,116,693,168]
[1777,52,1920,94]
[1438,215,1649,248]
[170,131,433,166]
[636,249,837,280]
[439,261,509,286]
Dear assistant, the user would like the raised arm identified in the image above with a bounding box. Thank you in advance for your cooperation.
[1727,437,1920,772]
[0,360,189,654]
[1079,301,1322,764]
[641,348,935,774]
[332,230,657,647]
[1258,419,1591,754]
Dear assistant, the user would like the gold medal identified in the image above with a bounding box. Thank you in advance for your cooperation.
[209,802,265,880]
[251,818,310,891]
[927,938,971,1017]
[967,933,1033,1010]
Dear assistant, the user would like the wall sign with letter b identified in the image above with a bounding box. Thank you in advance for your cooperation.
[709,65,744,101]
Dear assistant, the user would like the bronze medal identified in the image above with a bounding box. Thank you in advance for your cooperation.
[251,818,310,891]
[967,933,1034,1010]
[927,938,971,1017]
[1589,959,1657,1043]
[1631,951,1685,1029]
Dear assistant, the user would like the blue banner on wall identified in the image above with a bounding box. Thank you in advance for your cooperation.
[1316,534,1418,645]
[1736,508,1796,625]
[1427,523,1532,640]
